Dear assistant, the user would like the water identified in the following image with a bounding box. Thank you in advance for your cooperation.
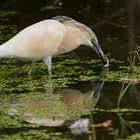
[0,0,140,139]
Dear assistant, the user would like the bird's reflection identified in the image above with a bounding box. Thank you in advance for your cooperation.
[9,80,105,128]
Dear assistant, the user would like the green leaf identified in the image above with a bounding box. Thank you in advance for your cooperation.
[117,81,131,107]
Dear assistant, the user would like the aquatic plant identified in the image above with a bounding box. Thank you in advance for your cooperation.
[117,81,131,107]
[127,45,140,69]
[116,82,138,139]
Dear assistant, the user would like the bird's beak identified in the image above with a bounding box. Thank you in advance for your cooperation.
[92,43,109,67]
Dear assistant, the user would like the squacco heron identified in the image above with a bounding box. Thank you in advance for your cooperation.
[0,16,109,74]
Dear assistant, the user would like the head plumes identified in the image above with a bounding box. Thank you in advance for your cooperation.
[53,16,98,43]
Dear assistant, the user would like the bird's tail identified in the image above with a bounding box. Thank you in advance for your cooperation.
[0,43,11,57]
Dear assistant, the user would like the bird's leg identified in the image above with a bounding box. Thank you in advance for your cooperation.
[43,56,52,75]
[47,74,53,94]
[28,61,36,76]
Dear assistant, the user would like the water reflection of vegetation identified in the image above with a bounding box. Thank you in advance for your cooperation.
[118,115,136,139]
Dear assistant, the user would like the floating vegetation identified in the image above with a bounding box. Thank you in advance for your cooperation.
[100,65,140,81]
[0,105,139,140]
[126,133,140,140]
[5,91,93,124]
[0,24,17,43]
[0,10,18,19]
[0,54,139,94]
[40,5,61,11]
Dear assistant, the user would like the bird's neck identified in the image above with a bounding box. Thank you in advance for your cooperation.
[55,25,83,55]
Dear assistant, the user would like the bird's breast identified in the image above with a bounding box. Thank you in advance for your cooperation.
[55,26,82,55]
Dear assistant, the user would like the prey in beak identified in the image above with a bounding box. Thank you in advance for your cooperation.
[92,42,109,68]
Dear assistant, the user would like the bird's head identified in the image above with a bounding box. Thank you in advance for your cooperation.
[53,16,109,67]
[80,28,109,68]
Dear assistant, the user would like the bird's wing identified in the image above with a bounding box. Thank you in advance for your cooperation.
[1,19,66,58]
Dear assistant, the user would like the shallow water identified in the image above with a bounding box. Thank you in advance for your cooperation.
[0,78,140,139]
[0,0,140,139]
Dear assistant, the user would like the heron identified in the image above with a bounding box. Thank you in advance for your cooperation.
[0,16,109,74]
